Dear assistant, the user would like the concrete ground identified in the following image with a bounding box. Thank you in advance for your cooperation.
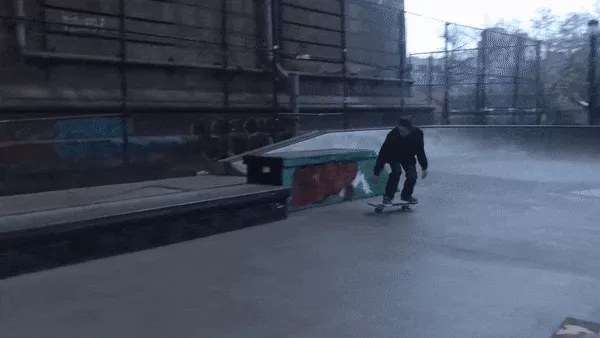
[2,145,600,337]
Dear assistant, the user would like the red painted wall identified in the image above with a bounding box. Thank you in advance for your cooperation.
[291,162,358,208]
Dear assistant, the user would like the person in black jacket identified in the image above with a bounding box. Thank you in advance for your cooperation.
[373,117,428,205]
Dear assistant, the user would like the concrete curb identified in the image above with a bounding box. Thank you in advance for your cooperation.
[0,187,289,280]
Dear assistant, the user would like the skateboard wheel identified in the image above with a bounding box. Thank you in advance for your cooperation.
[401,206,410,212]
[375,207,383,213]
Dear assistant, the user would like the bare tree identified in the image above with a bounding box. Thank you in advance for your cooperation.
[529,8,593,123]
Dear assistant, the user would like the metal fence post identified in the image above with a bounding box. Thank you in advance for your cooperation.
[479,29,488,125]
[442,22,450,125]
[535,40,544,125]
[119,0,129,163]
[588,19,599,125]
[428,54,433,105]
[475,42,482,115]
[512,36,523,124]
[399,9,407,121]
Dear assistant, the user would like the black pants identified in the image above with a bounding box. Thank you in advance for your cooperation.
[385,163,417,199]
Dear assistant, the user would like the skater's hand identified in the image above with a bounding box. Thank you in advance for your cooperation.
[421,170,428,179]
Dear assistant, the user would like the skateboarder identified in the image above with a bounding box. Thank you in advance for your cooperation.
[373,117,428,205]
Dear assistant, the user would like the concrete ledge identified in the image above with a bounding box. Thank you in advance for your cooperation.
[244,148,387,211]
[0,187,289,280]
[216,130,326,176]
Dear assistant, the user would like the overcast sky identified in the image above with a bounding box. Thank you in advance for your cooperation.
[404,0,596,54]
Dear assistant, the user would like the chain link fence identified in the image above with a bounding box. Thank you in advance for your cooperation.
[406,12,543,125]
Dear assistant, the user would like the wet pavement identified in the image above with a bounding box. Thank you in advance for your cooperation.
[2,128,600,337]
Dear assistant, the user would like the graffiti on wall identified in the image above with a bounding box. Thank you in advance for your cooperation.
[0,115,296,174]
[351,170,372,195]
[290,162,373,208]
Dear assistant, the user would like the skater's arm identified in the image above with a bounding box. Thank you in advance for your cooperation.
[416,130,428,171]
[374,133,392,176]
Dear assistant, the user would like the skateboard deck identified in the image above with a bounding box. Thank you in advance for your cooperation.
[367,201,418,213]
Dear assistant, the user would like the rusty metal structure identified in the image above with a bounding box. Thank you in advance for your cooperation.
[0,0,429,194]
[0,0,428,119]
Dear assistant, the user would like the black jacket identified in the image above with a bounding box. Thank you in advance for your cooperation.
[373,127,428,176]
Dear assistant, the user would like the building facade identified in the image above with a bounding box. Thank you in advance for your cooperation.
[0,0,431,193]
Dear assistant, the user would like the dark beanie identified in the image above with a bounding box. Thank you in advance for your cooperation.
[398,117,413,128]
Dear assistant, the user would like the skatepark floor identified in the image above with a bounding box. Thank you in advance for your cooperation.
[3,153,600,337]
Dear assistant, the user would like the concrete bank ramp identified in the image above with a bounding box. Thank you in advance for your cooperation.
[231,126,600,183]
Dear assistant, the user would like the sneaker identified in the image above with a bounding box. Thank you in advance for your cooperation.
[401,196,418,203]
[382,196,393,205]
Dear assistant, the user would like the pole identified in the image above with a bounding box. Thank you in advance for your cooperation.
[399,9,407,121]
[475,39,482,115]
[588,20,599,125]
[221,0,230,109]
[535,40,543,125]
[340,0,348,129]
[479,29,488,125]
[428,55,433,105]
[512,37,522,124]
[290,73,300,131]
[39,0,48,75]
[443,22,450,125]
[290,73,299,115]
[271,0,279,110]
[119,0,129,163]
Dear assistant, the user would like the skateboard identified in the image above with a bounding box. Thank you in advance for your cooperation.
[367,201,418,213]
